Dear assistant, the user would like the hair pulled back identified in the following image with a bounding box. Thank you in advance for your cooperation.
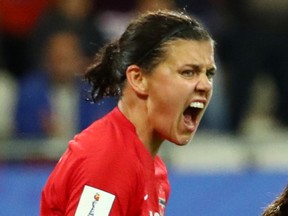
[85,10,213,102]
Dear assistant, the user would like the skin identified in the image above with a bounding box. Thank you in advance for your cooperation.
[119,39,216,156]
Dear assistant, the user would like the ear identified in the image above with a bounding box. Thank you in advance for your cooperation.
[125,65,148,95]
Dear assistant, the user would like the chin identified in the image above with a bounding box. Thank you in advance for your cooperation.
[172,134,195,146]
[175,142,189,146]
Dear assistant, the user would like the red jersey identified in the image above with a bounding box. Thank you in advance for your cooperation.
[41,107,170,216]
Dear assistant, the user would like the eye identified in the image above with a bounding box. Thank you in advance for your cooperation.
[180,69,196,77]
[206,69,216,80]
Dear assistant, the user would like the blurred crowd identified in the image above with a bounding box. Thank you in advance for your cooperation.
[0,0,288,140]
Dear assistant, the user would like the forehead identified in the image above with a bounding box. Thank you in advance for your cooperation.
[162,39,215,67]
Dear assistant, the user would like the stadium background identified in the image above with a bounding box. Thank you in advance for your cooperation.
[1,0,288,215]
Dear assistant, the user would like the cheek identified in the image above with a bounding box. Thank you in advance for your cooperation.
[148,89,184,133]
[151,78,191,119]
[149,94,177,118]
[150,84,184,113]
[207,87,213,103]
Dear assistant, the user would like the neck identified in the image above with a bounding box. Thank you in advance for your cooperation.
[118,94,163,157]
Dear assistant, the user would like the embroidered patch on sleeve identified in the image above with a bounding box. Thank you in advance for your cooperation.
[75,185,115,216]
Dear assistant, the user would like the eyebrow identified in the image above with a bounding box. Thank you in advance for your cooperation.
[186,64,217,73]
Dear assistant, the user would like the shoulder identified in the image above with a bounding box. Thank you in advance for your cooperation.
[42,109,147,215]
[67,112,145,180]
[61,107,147,187]
[63,125,145,214]
[73,107,138,154]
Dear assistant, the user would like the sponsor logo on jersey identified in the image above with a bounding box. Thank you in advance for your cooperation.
[75,185,115,216]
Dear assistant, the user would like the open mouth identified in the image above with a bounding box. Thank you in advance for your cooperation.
[183,102,205,129]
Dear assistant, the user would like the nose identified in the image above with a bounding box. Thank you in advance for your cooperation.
[195,73,213,93]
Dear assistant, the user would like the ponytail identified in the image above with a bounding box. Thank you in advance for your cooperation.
[85,41,124,102]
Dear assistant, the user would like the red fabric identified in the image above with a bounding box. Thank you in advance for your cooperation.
[0,0,52,36]
[40,107,170,215]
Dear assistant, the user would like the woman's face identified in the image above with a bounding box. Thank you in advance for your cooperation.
[146,39,216,145]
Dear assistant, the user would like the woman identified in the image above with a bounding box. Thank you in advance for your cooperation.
[41,10,216,216]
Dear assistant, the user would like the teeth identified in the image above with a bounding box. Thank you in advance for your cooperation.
[190,102,204,109]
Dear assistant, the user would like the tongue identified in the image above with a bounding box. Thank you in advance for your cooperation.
[183,113,194,126]
[183,114,196,132]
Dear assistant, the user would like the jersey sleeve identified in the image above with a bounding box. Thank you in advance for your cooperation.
[58,147,145,216]
[71,151,144,216]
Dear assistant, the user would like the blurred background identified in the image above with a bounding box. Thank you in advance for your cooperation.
[0,0,288,215]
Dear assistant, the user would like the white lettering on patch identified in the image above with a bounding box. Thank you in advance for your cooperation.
[75,185,115,216]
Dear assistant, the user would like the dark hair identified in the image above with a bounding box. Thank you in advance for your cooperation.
[262,186,288,216]
[85,10,213,102]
